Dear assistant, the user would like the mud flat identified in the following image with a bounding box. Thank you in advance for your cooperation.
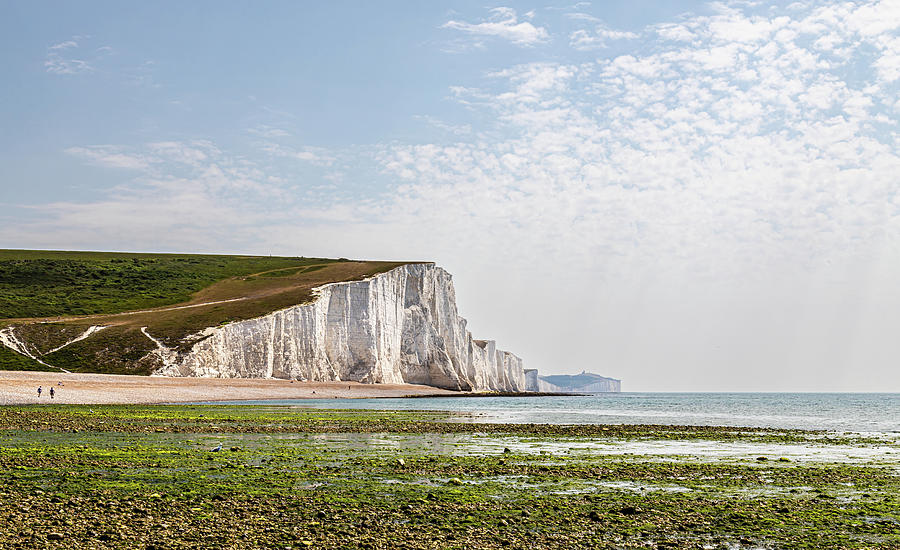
[0,405,898,549]
[0,370,455,405]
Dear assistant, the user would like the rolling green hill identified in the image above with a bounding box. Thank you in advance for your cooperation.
[0,250,408,375]
[0,345,47,371]
[0,250,344,318]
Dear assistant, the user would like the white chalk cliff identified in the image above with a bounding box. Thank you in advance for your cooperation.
[151,263,528,391]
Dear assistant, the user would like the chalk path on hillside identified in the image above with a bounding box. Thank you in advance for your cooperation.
[0,327,71,373]
[39,297,251,324]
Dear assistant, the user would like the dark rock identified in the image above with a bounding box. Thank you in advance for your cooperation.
[46,533,64,541]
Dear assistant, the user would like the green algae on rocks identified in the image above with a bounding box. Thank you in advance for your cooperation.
[0,405,898,549]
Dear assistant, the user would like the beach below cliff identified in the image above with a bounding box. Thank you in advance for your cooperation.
[0,370,457,405]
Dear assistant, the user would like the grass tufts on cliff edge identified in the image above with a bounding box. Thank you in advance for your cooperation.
[0,250,411,375]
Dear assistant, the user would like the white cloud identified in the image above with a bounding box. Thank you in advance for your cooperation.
[147,141,213,168]
[64,146,150,170]
[2,141,285,253]
[65,141,277,195]
[414,115,472,136]
[44,37,110,75]
[370,0,900,300]
[49,40,78,51]
[490,63,578,105]
[654,23,697,42]
[569,25,639,50]
[873,34,900,82]
[442,7,549,47]
[257,142,334,166]
[248,125,292,138]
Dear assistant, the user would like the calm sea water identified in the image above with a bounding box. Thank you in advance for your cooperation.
[215,393,900,433]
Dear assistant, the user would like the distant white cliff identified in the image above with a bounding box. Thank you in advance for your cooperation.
[150,263,527,391]
[530,371,621,393]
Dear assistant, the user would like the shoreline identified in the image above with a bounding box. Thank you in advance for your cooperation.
[0,370,589,406]
[0,370,460,405]
[402,390,588,398]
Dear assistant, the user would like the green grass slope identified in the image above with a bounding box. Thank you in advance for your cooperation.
[0,250,340,318]
[0,250,410,375]
[0,346,52,372]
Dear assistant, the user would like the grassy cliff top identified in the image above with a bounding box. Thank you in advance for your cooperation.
[0,249,396,319]
[0,249,412,375]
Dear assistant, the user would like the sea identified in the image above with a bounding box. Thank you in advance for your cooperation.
[213,392,900,434]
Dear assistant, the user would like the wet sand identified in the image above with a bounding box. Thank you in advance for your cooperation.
[0,370,457,405]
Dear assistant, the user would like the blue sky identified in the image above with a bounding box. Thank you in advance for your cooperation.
[1,1,720,207]
[2,1,900,390]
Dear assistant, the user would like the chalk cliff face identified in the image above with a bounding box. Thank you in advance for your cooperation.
[151,263,527,391]
[524,369,543,392]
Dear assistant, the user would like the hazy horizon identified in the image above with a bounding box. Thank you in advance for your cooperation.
[2,1,899,391]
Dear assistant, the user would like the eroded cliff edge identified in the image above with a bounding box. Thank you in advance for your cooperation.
[150,263,528,391]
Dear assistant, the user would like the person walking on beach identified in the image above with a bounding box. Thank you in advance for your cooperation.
[49,387,55,399]
[37,386,42,398]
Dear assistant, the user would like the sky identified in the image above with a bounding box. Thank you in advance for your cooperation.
[2,1,900,391]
